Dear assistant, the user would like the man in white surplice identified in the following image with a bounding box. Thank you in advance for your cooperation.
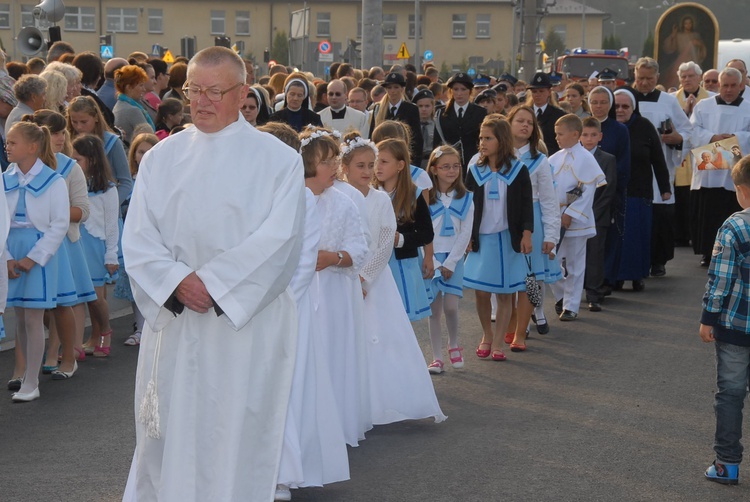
[121,47,305,502]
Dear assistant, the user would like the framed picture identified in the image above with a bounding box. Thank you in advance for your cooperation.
[654,3,719,90]
[691,136,742,172]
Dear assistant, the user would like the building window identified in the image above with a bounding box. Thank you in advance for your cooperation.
[211,10,225,35]
[147,8,162,34]
[452,14,466,38]
[64,6,96,32]
[106,7,138,33]
[236,11,250,35]
[408,14,422,39]
[316,12,330,37]
[0,4,9,29]
[476,14,490,39]
[21,4,34,28]
[383,13,396,38]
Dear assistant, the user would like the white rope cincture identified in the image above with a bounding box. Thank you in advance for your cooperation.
[138,329,163,439]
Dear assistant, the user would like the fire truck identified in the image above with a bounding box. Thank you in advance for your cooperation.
[554,49,630,85]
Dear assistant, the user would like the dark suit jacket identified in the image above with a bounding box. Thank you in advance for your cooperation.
[268,107,323,132]
[592,148,618,228]
[537,104,567,156]
[465,164,534,253]
[394,194,434,260]
[369,100,423,165]
[82,87,116,130]
[433,103,487,171]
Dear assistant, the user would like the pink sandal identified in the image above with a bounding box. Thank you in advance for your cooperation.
[448,347,464,369]
[93,330,112,358]
[428,359,444,374]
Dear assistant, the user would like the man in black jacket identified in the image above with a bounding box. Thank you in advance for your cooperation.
[527,72,566,156]
[369,72,423,164]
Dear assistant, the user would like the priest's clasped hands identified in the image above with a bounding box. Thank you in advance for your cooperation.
[176,272,214,314]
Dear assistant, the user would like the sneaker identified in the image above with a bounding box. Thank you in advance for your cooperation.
[274,484,292,501]
[705,460,739,485]
[554,299,564,315]
[559,310,578,321]
[448,348,464,369]
[428,359,445,374]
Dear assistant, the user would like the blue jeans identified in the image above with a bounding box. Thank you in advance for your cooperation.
[714,341,750,464]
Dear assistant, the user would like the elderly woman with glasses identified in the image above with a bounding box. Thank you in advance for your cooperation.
[268,72,322,132]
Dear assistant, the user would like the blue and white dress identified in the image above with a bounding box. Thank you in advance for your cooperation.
[4,161,69,309]
[463,161,528,294]
[517,146,562,283]
[79,183,120,287]
[55,153,97,305]
[428,190,474,298]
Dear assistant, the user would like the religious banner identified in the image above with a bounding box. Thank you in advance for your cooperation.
[691,136,743,171]
[654,3,719,90]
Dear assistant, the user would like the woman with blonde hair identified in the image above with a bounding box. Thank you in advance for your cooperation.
[39,70,68,114]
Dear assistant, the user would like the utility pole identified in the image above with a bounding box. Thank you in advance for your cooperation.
[581,0,586,48]
[521,0,539,82]
[362,0,382,70]
[414,0,420,71]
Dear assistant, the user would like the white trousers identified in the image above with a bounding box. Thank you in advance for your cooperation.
[550,235,587,314]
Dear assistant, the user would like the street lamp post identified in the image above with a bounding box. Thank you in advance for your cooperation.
[639,5,662,43]
[609,20,626,39]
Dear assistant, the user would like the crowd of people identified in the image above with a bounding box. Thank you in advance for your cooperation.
[1,39,750,497]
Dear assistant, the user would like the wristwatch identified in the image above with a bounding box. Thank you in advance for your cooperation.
[336,251,344,266]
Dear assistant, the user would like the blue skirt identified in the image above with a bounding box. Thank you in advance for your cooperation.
[617,197,652,281]
[65,237,97,304]
[429,252,466,298]
[463,231,527,294]
[80,225,118,287]
[54,235,80,307]
[7,227,61,309]
[0,316,5,340]
[530,201,563,283]
[389,254,432,321]
[418,247,434,303]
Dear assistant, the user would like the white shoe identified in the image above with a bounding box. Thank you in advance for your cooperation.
[12,387,40,402]
[274,484,291,501]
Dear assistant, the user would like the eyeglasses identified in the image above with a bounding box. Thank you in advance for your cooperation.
[327,91,343,97]
[614,104,631,109]
[436,163,462,171]
[319,158,340,167]
[704,79,718,83]
[182,82,243,102]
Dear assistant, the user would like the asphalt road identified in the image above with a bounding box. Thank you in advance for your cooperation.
[1,246,748,501]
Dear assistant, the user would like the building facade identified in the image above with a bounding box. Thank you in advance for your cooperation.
[0,0,605,75]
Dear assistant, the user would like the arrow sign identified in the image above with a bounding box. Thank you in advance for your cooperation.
[423,50,433,62]
[397,42,410,60]
[318,40,332,54]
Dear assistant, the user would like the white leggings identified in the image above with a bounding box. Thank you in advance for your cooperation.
[15,307,46,393]
[428,292,460,360]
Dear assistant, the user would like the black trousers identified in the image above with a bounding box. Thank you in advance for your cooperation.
[651,204,675,266]
[584,226,608,302]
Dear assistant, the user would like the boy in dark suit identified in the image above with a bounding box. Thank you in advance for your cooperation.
[580,117,618,311]
[526,72,567,156]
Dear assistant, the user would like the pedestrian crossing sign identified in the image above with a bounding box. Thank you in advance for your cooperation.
[163,49,175,63]
[100,45,114,59]
[397,42,410,60]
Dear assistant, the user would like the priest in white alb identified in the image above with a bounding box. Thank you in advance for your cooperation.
[690,67,750,265]
[318,79,369,138]
[121,47,306,502]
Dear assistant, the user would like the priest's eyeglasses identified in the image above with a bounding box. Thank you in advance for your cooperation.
[182,82,243,102]
[437,163,462,171]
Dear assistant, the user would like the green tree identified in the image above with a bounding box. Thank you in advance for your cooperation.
[642,32,654,58]
[439,61,451,82]
[602,34,622,51]
[271,31,289,65]
[544,29,565,58]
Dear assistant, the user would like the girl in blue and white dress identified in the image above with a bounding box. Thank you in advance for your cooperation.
[374,138,435,321]
[5,122,69,401]
[463,116,533,362]
[507,105,561,348]
[116,133,158,346]
[26,110,95,381]
[72,135,120,358]
[425,145,474,374]
[341,133,446,426]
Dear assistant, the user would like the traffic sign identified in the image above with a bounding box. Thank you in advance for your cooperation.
[163,49,174,63]
[100,45,113,59]
[423,50,433,62]
[467,68,476,77]
[151,44,162,56]
[318,40,332,54]
[319,52,333,62]
[397,42,410,60]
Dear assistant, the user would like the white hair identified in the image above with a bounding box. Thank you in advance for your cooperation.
[677,61,703,78]
[720,67,743,83]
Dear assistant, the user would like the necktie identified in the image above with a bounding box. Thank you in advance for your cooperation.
[430,203,455,236]
[421,122,429,150]
[487,172,501,200]
[14,184,27,223]
[390,106,397,118]
[536,108,543,119]
[458,107,464,120]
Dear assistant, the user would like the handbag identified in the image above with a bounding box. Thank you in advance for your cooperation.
[524,256,542,307]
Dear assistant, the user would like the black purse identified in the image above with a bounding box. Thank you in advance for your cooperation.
[524,256,542,307]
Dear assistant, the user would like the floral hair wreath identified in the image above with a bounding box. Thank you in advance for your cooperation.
[299,126,342,152]
[340,136,378,158]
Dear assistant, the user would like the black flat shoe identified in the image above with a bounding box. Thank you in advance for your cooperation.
[632,280,645,292]
[588,302,602,312]
[7,378,21,391]
[536,321,549,334]
[700,256,709,267]
[614,281,624,291]
[554,299,563,315]
[559,310,578,321]
[650,264,666,277]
